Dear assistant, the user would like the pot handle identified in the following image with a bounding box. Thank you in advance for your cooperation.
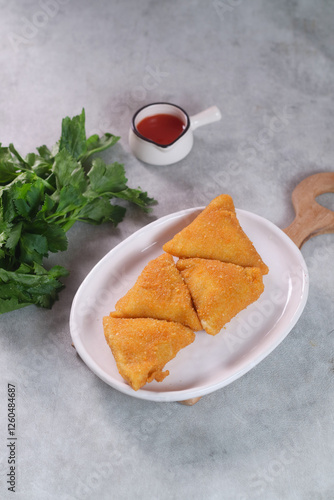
[190,106,222,131]
[283,172,334,248]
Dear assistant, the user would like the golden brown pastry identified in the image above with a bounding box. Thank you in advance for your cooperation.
[163,195,268,274]
[203,193,236,213]
[110,253,201,331]
[103,316,195,390]
[177,258,264,336]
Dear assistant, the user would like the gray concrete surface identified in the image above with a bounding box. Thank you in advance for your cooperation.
[0,0,333,499]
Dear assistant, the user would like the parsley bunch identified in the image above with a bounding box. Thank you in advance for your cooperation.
[0,109,155,314]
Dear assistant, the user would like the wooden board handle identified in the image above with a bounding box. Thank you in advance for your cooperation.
[283,172,334,248]
[179,172,334,406]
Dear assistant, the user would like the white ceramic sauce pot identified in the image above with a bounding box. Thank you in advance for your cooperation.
[128,102,221,166]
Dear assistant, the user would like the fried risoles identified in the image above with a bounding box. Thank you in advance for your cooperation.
[177,258,265,336]
[103,316,195,391]
[163,194,268,274]
[110,253,201,331]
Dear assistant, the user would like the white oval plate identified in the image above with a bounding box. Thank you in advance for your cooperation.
[70,208,309,402]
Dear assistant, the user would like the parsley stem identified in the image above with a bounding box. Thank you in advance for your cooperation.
[39,178,55,192]
[61,219,77,232]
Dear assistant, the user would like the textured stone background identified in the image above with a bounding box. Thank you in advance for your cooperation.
[0,1,333,499]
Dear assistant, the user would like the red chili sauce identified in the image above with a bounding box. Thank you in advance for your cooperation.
[136,114,186,146]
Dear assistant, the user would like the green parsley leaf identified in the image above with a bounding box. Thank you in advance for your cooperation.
[59,108,87,159]
[113,187,156,211]
[76,198,126,225]
[36,145,53,161]
[19,232,49,265]
[80,133,120,164]
[0,160,18,185]
[8,143,29,167]
[88,159,127,194]
[55,184,87,214]
[5,222,22,252]
[52,148,87,191]
[12,180,44,218]
[0,263,69,312]
[0,108,156,314]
